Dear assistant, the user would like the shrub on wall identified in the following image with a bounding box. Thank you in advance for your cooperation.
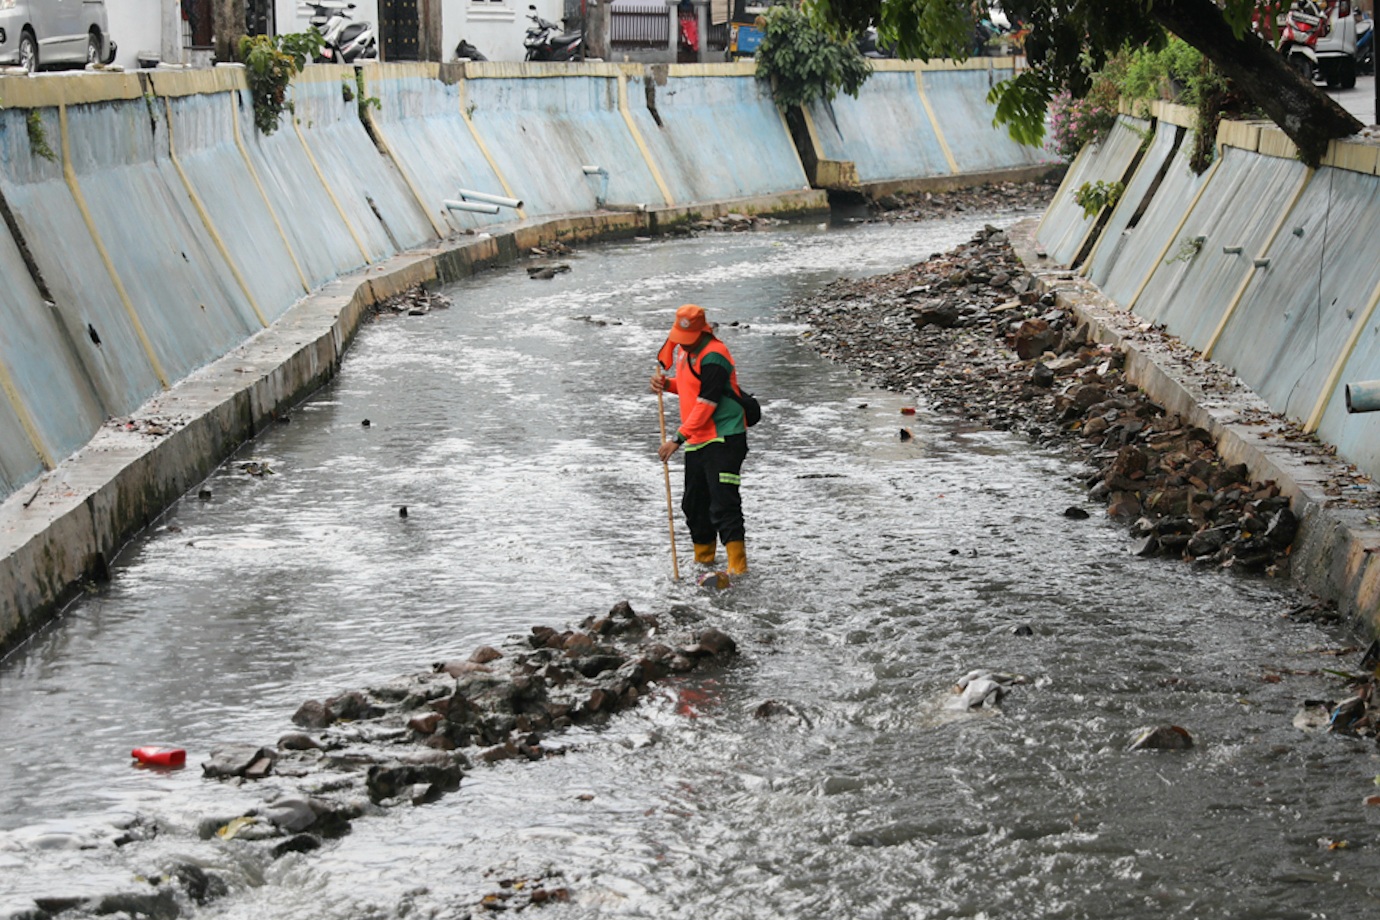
[239,30,324,135]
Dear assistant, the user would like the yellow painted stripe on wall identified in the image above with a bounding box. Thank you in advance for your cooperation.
[617,73,674,206]
[0,359,53,469]
[357,69,447,239]
[1202,166,1314,359]
[58,102,169,388]
[1126,155,1224,311]
[291,112,373,264]
[226,91,312,293]
[915,71,960,175]
[163,97,269,328]
[457,79,527,221]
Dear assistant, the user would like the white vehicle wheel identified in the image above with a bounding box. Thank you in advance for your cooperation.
[19,31,37,73]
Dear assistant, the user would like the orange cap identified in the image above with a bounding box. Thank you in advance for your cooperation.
[668,304,709,345]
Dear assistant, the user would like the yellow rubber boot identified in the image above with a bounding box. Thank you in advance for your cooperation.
[694,543,717,565]
[725,540,748,576]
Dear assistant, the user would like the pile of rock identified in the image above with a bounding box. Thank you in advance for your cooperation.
[870,178,1059,223]
[371,283,452,317]
[686,212,780,234]
[199,602,737,842]
[790,225,1297,573]
[124,603,739,914]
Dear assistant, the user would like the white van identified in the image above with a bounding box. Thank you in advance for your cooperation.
[0,0,116,72]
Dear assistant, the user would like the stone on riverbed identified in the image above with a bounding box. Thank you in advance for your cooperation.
[202,745,277,780]
[178,601,739,863]
[1128,725,1194,751]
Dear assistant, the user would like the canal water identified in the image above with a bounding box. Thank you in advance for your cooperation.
[2,214,1379,919]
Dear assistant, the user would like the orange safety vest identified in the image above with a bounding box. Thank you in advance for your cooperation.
[665,336,745,446]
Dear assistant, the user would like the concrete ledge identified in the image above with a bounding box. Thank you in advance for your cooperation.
[1153,101,1196,130]
[1322,138,1380,174]
[0,191,829,658]
[868,57,1024,74]
[1011,222,1380,637]
[860,164,1065,200]
[1257,126,1301,160]
[1217,120,1264,154]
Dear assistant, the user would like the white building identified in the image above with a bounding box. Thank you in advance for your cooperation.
[105,0,566,70]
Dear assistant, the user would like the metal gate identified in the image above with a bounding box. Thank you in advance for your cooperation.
[379,0,420,61]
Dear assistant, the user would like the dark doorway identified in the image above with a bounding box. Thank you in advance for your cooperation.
[246,0,274,36]
[379,0,421,61]
[182,0,213,50]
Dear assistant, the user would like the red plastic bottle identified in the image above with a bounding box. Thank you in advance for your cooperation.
[131,746,186,767]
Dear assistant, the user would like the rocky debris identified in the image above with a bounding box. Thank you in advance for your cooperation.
[683,212,781,235]
[202,745,277,780]
[787,225,1307,574]
[372,283,452,317]
[528,241,573,258]
[659,211,783,235]
[188,601,736,858]
[168,863,230,906]
[107,415,188,438]
[870,179,1058,223]
[1127,725,1195,751]
[238,461,273,477]
[478,873,571,912]
[571,313,623,327]
[1295,644,1380,739]
[33,888,181,920]
[527,263,571,280]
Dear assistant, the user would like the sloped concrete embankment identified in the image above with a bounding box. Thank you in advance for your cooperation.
[1033,101,1380,633]
[0,59,1054,656]
[802,59,1059,195]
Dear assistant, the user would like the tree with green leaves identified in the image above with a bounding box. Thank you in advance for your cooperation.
[755,5,872,109]
[809,0,1362,166]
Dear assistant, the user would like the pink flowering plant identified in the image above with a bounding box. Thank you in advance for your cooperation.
[1047,81,1119,161]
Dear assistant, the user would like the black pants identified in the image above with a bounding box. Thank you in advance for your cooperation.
[682,433,748,546]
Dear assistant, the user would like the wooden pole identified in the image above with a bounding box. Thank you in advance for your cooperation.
[656,388,680,581]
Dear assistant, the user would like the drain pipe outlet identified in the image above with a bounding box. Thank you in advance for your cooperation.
[458,189,522,209]
[582,165,609,208]
[1345,380,1380,413]
[444,199,501,215]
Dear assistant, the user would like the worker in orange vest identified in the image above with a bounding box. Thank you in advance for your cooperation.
[651,304,749,576]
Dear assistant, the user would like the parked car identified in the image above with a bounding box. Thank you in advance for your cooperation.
[0,0,116,73]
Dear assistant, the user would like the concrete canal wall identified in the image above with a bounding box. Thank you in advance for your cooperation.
[1034,101,1380,631]
[0,58,1051,655]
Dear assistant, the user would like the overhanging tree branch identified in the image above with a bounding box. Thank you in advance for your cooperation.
[810,0,1364,167]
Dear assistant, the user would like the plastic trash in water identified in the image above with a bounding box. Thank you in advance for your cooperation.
[131,746,186,768]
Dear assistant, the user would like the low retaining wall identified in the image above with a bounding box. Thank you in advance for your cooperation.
[1036,101,1380,632]
[0,58,1051,654]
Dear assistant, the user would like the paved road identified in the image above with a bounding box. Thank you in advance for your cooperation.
[1324,71,1377,126]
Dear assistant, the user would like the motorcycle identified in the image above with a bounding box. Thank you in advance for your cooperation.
[522,5,583,62]
[1356,10,1373,75]
[306,1,378,64]
[1278,0,1357,89]
[857,28,895,59]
